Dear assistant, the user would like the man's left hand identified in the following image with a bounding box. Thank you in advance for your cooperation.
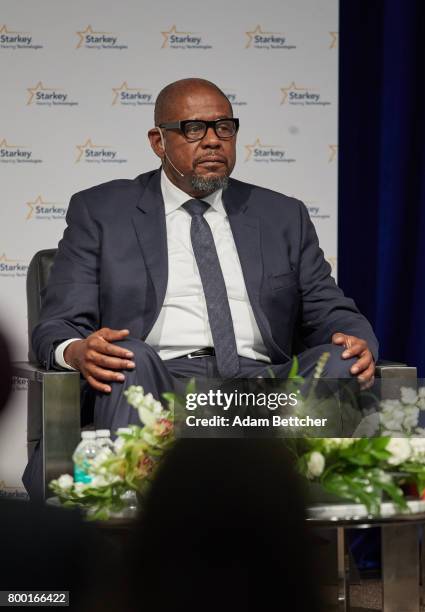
[332,333,375,387]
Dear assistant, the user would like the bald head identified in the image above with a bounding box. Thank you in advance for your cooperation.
[154,78,232,126]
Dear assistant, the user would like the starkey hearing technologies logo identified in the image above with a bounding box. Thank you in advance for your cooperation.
[26,196,67,221]
[26,82,79,107]
[328,145,338,163]
[161,25,212,49]
[244,138,296,164]
[305,202,331,221]
[0,138,42,164]
[112,82,154,106]
[329,32,338,49]
[224,90,248,107]
[76,139,127,164]
[76,25,128,50]
[280,82,332,107]
[245,25,296,50]
[0,24,43,50]
[0,254,28,277]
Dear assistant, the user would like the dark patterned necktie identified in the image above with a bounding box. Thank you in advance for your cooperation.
[182,199,239,378]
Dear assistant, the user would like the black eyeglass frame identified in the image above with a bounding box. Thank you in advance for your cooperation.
[158,118,240,141]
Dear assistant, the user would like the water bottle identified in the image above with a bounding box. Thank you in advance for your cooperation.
[72,431,98,483]
[95,429,114,452]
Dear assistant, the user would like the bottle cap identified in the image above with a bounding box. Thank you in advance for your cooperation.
[95,429,111,438]
[81,430,96,439]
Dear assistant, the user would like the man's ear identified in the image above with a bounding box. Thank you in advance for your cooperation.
[148,128,165,160]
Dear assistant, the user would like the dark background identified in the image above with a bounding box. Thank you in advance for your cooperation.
[338,0,425,375]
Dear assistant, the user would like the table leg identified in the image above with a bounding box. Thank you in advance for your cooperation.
[382,524,420,612]
[337,527,350,611]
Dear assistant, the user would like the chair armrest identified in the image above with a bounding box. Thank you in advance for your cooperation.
[375,360,417,380]
[12,361,80,382]
[13,361,81,498]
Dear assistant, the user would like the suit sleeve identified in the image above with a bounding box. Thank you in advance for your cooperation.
[32,192,100,369]
[296,200,379,360]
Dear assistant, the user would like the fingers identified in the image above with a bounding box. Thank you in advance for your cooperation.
[332,332,346,345]
[86,374,112,394]
[97,327,130,342]
[358,362,375,383]
[350,351,372,375]
[89,328,134,360]
[86,349,135,371]
[84,328,135,393]
[332,332,364,357]
[333,333,375,385]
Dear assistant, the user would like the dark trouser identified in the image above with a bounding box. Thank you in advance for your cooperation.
[23,341,356,498]
[93,339,357,431]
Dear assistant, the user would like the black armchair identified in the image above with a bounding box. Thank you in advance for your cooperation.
[13,249,81,499]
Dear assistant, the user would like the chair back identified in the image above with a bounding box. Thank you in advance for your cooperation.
[26,249,57,363]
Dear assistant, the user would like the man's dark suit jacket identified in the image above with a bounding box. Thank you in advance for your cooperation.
[32,168,378,367]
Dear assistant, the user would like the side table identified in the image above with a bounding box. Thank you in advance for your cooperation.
[307,499,425,612]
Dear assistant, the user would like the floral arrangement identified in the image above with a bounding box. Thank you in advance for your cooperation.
[295,387,425,514]
[50,386,174,520]
[51,362,425,519]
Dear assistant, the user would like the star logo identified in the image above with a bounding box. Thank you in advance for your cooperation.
[161,25,193,48]
[245,25,285,49]
[26,81,61,105]
[280,82,316,105]
[112,81,147,105]
[25,195,59,220]
[0,253,23,263]
[244,138,277,162]
[0,24,29,36]
[328,145,338,163]
[0,138,25,149]
[76,139,108,162]
[329,32,338,49]
[327,256,337,270]
[76,25,111,49]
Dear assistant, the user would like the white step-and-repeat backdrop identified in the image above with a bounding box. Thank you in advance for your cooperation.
[0,0,338,492]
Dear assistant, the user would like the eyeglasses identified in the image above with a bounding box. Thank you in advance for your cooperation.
[158,118,239,142]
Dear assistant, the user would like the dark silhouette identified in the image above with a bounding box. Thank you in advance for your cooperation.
[124,438,321,611]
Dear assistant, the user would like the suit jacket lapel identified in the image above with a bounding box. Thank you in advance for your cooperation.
[132,170,168,336]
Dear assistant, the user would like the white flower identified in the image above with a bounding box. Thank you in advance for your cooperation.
[386,438,412,466]
[57,474,74,490]
[114,437,126,453]
[380,400,405,432]
[400,387,418,405]
[410,438,425,461]
[73,482,88,496]
[418,387,425,399]
[92,448,113,469]
[306,451,325,479]
[322,438,356,452]
[91,475,108,488]
[403,406,419,431]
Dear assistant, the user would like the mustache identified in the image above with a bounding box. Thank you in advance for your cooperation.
[195,152,227,164]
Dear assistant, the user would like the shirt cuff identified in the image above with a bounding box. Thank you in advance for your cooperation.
[54,339,81,371]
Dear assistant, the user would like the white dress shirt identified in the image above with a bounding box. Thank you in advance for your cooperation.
[55,170,269,369]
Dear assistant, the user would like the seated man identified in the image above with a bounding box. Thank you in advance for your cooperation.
[26,78,378,492]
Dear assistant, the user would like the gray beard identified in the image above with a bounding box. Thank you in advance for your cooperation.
[190,174,229,194]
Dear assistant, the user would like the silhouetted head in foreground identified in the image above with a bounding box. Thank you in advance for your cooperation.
[128,438,320,611]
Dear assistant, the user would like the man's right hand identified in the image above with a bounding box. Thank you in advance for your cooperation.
[63,328,135,393]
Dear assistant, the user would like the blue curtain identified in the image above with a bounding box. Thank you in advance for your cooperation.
[339,0,425,375]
